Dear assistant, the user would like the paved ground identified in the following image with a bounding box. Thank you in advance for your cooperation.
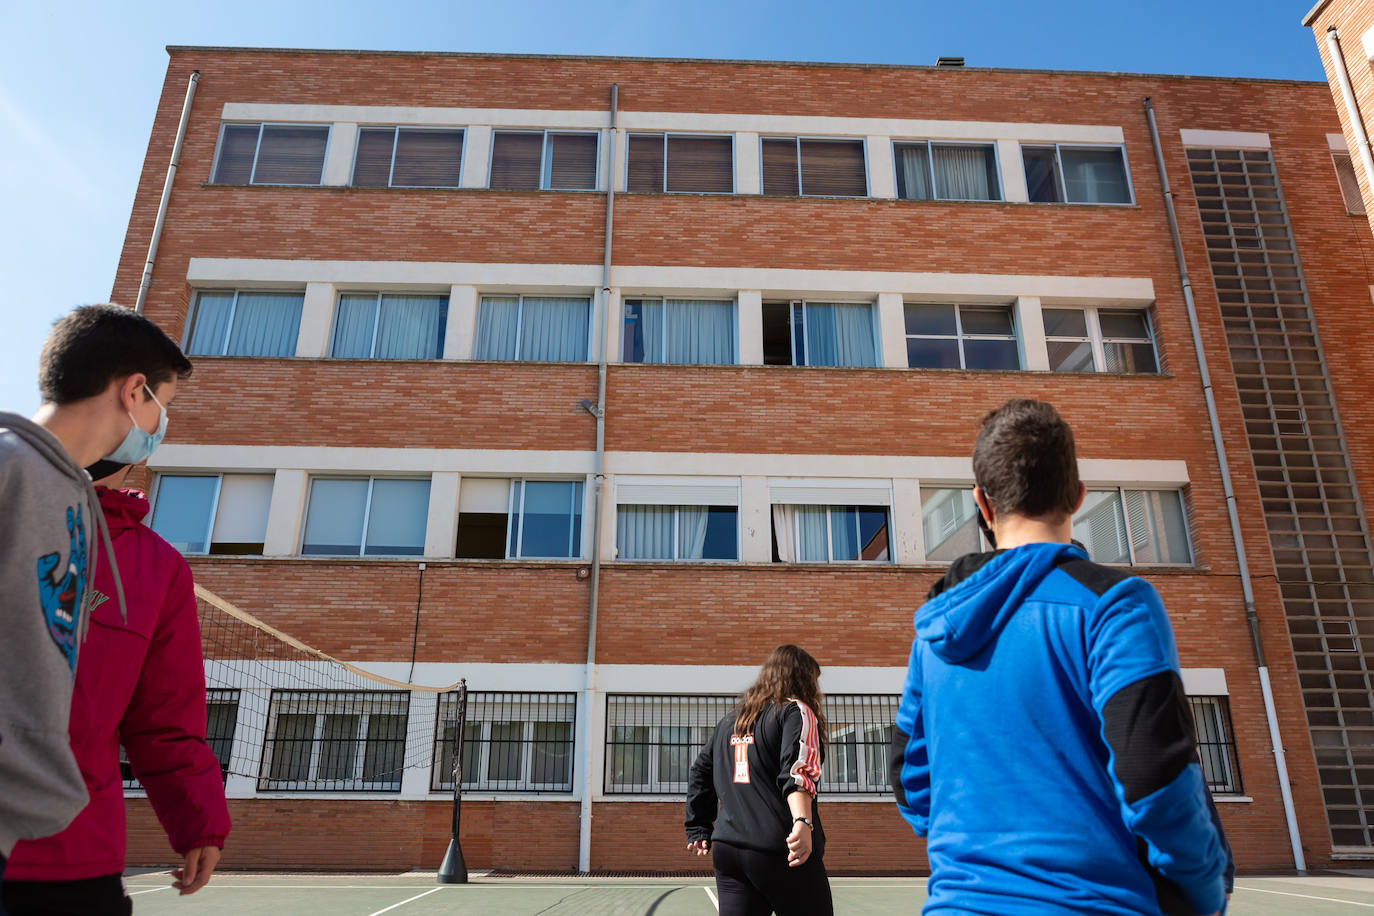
[123,870,1374,914]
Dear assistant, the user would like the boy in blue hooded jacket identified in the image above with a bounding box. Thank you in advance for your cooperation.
[891,399,1230,916]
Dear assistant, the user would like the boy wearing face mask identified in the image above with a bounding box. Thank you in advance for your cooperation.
[0,305,190,905]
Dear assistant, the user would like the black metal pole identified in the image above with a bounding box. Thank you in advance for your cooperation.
[437,679,468,883]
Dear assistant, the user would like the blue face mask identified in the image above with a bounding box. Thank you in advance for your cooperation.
[104,385,168,465]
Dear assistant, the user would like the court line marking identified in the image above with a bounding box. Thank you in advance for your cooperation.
[704,886,719,911]
[1236,886,1374,908]
[128,886,171,896]
[366,886,445,915]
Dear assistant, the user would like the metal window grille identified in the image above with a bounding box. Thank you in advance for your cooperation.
[431,692,576,793]
[258,690,409,792]
[124,688,240,790]
[603,694,900,796]
[1189,696,1243,795]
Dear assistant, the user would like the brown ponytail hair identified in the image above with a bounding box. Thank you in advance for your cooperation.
[733,644,827,751]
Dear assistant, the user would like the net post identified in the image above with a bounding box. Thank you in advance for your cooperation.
[437,679,468,884]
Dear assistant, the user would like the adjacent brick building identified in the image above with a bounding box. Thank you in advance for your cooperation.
[111,45,1374,874]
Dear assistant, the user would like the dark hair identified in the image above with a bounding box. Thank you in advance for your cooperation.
[39,305,192,404]
[734,644,827,752]
[972,398,1080,520]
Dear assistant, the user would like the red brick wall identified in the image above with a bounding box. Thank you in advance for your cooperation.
[1307,0,1374,230]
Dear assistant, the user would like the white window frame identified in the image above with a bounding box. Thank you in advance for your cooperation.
[1332,152,1367,216]
[823,719,894,794]
[183,289,306,356]
[1078,486,1194,567]
[787,300,880,367]
[1042,306,1157,374]
[211,121,332,187]
[890,139,1004,202]
[620,297,739,365]
[624,132,737,194]
[259,692,409,792]
[328,292,449,359]
[904,303,1020,370]
[475,294,594,363]
[486,128,602,191]
[350,125,466,189]
[1022,142,1135,206]
[776,504,893,564]
[1189,695,1241,794]
[299,476,431,558]
[460,719,575,793]
[606,722,713,794]
[507,478,587,561]
[761,135,871,198]
[614,504,742,562]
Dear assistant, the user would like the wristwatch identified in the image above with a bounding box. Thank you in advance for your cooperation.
[793,816,814,829]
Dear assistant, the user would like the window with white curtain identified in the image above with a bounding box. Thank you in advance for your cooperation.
[604,695,736,794]
[627,134,734,193]
[760,301,879,367]
[823,695,900,794]
[301,477,430,557]
[187,290,304,358]
[920,487,988,562]
[893,141,1001,201]
[761,137,868,197]
[622,298,736,365]
[330,293,448,359]
[352,127,464,188]
[212,123,330,186]
[150,474,274,555]
[260,691,409,792]
[1023,144,1133,204]
[473,296,591,362]
[432,692,576,793]
[489,130,599,190]
[616,505,738,560]
[1073,488,1192,566]
[1043,307,1158,374]
[905,304,1019,370]
[772,505,890,563]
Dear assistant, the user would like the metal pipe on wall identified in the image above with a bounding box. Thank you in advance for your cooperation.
[1142,97,1306,873]
[135,70,200,315]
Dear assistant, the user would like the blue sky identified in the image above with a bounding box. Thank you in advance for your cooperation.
[0,0,1326,418]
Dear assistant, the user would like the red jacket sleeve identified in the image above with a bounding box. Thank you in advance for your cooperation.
[119,553,231,855]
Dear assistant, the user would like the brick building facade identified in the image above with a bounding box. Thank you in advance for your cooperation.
[110,46,1374,873]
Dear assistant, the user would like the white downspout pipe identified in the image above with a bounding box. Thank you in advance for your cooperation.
[1327,27,1374,215]
[135,70,199,315]
[1143,97,1306,874]
[577,81,617,875]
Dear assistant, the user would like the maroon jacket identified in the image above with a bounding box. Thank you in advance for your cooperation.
[6,487,231,880]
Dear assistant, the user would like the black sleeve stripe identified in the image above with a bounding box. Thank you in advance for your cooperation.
[1101,670,1198,804]
[889,725,911,808]
[1055,556,1133,597]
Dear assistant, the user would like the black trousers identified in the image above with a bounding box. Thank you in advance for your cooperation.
[2,874,132,916]
[712,840,833,916]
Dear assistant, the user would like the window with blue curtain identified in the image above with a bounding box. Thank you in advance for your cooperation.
[474,296,590,362]
[187,290,303,357]
[616,505,738,560]
[331,294,448,359]
[789,303,878,367]
[509,480,584,559]
[622,299,736,365]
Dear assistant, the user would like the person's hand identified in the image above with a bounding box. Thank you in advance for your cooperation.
[172,846,220,895]
[687,839,711,856]
[786,821,812,867]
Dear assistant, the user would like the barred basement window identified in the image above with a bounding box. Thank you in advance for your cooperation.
[762,137,868,197]
[1189,696,1243,794]
[212,123,330,186]
[353,127,464,188]
[259,690,408,792]
[1333,152,1367,216]
[431,692,576,792]
[122,689,240,789]
[627,133,734,193]
[823,695,899,794]
[1073,488,1193,566]
[605,695,736,794]
[489,130,599,190]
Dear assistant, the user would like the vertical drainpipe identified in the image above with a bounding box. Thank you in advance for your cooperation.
[578,81,617,874]
[135,69,200,315]
[1326,27,1374,217]
[1143,97,1307,874]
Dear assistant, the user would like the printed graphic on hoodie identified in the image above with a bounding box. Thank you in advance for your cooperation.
[35,505,86,671]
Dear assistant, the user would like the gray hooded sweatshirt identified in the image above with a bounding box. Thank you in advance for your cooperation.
[0,412,123,856]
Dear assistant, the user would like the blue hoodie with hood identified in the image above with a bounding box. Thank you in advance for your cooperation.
[891,542,1228,915]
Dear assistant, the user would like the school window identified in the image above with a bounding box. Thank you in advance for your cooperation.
[330,293,449,359]
[761,301,879,367]
[431,692,576,792]
[604,695,736,794]
[893,141,1001,201]
[1022,144,1133,204]
[772,505,891,563]
[259,691,408,792]
[455,479,586,560]
[150,474,273,556]
[761,137,868,197]
[622,298,736,365]
[300,477,430,557]
[186,290,304,358]
[489,130,598,190]
[1333,153,1367,216]
[616,506,739,561]
[920,487,988,562]
[1189,696,1243,795]
[473,295,591,362]
[1073,488,1192,566]
[905,304,1019,370]
[823,695,899,795]
[123,689,239,789]
[212,123,330,186]
[352,127,464,188]
[627,133,734,193]
[1042,307,1159,374]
